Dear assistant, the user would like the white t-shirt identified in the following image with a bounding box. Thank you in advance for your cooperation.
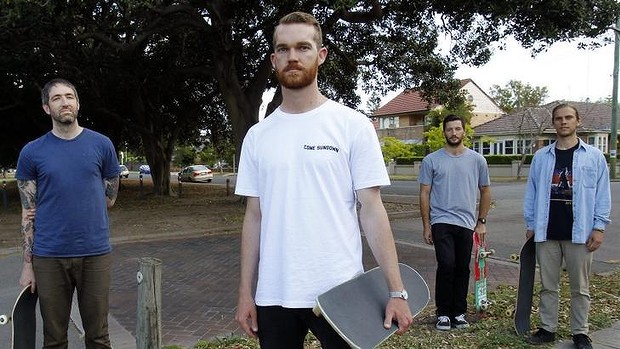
[235,100,390,308]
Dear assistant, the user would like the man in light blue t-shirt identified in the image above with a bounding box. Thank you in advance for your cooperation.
[418,114,491,331]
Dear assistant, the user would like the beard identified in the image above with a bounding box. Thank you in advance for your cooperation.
[275,61,319,89]
[51,109,78,125]
[444,135,463,147]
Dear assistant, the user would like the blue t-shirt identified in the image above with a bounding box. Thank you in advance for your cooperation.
[16,129,119,257]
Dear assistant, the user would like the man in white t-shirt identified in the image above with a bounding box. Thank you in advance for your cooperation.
[234,11,413,348]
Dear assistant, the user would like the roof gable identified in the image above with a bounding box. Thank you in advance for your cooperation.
[473,101,612,135]
[372,89,431,116]
[372,79,504,117]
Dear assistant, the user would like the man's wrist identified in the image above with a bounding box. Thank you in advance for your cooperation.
[593,228,605,234]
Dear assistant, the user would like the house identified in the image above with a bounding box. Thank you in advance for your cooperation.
[472,101,613,155]
[372,79,504,144]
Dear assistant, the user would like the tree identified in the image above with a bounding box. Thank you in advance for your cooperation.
[1,0,619,195]
[490,80,550,113]
[381,137,414,163]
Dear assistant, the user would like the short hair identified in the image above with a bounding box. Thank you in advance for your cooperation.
[442,114,465,130]
[273,11,323,49]
[552,103,580,120]
[41,78,79,105]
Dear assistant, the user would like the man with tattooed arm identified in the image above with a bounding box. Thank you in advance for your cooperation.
[16,78,119,348]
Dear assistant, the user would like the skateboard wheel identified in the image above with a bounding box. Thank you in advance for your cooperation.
[0,314,8,325]
[136,271,143,284]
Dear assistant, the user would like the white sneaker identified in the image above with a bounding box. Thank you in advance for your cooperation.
[436,316,451,331]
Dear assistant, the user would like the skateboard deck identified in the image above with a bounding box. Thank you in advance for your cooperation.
[514,237,536,336]
[313,263,429,349]
[0,285,38,349]
[473,231,494,313]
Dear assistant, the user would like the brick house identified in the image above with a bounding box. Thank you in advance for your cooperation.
[372,79,504,144]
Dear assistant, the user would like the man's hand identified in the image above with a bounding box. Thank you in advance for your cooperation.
[475,222,487,242]
[235,295,258,338]
[19,263,36,293]
[525,230,535,240]
[384,298,413,334]
[423,227,433,245]
[586,230,604,252]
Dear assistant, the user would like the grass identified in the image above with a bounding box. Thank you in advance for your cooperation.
[163,269,620,349]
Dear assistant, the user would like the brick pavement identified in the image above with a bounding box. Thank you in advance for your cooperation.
[109,232,521,348]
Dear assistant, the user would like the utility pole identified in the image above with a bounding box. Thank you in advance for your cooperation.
[610,18,620,179]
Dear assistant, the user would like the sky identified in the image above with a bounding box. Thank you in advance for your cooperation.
[374,36,618,109]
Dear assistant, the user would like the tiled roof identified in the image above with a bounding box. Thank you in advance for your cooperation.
[372,79,500,117]
[473,101,612,136]
[372,89,431,116]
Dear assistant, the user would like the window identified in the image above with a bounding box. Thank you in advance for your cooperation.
[517,140,533,154]
[505,140,514,155]
[472,142,480,153]
[493,142,503,155]
[482,142,490,155]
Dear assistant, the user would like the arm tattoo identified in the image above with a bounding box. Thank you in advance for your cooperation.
[104,176,119,207]
[17,180,37,263]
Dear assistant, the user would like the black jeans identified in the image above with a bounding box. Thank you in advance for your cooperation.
[432,223,473,318]
[256,306,350,349]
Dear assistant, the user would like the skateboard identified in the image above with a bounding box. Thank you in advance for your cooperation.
[313,263,429,349]
[514,237,536,336]
[0,285,38,349]
[473,231,494,313]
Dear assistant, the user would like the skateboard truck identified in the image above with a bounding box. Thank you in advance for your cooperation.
[479,249,495,259]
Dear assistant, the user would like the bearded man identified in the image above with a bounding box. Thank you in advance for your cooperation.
[418,114,492,331]
[233,11,412,348]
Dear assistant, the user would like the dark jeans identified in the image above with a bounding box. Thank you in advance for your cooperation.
[432,223,473,318]
[33,254,112,349]
[256,306,350,349]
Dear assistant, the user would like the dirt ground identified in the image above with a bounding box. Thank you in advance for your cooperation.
[0,178,413,251]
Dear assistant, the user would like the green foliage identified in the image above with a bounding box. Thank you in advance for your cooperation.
[490,80,549,113]
[395,156,424,165]
[173,146,198,167]
[425,100,475,128]
[381,137,414,163]
[483,155,530,164]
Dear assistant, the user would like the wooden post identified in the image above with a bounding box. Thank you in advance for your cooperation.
[136,257,162,349]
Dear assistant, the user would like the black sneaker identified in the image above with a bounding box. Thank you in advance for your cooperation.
[526,328,556,344]
[452,314,470,329]
[435,316,451,331]
[572,334,593,349]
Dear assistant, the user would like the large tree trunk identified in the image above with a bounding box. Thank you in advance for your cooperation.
[212,58,265,167]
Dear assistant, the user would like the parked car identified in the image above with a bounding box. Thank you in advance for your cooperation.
[119,165,129,178]
[139,164,151,175]
[212,161,230,171]
[178,165,213,183]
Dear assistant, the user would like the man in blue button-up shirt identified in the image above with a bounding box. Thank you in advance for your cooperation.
[523,103,611,349]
